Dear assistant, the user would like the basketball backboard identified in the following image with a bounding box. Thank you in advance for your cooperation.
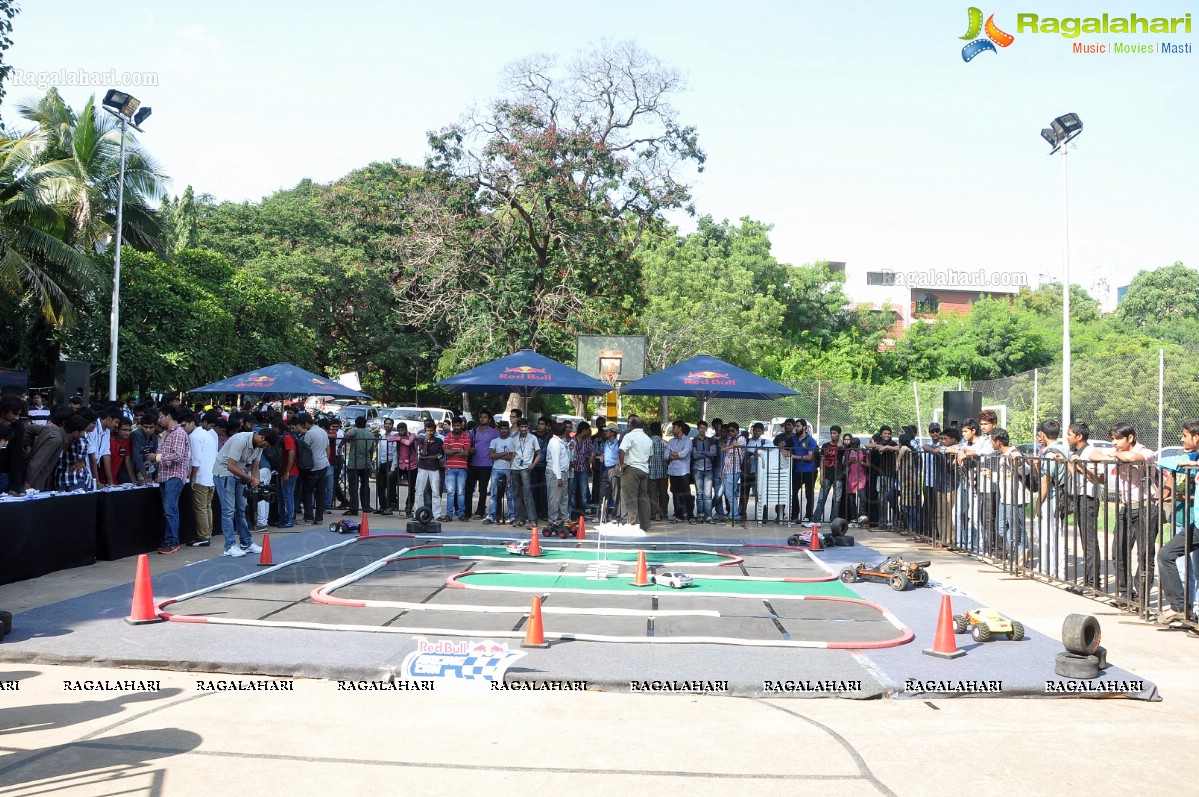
[575,335,646,383]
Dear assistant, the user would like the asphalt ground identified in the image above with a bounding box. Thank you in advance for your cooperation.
[0,518,1159,699]
[2,516,1197,795]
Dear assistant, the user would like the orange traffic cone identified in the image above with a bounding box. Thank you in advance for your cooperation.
[576,515,586,541]
[809,526,823,551]
[125,554,164,625]
[631,550,651,587]
[359,510,370,538]
[529,525,542,557]
[922,594,966,659]
[257,533,274,566]
[522,596,549,648]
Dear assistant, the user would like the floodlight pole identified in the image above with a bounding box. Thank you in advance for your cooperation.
[1059,143,1071,427]
[107,115,128,402]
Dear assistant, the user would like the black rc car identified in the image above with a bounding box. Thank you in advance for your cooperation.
[839,556,930,591]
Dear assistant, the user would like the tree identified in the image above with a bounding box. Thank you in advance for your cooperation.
[1115,262,1199,343]
[0,130,99,326]
[640,217,787,370]
[18,89,167,253]
[414,40,705,373]
[0,0,19,127]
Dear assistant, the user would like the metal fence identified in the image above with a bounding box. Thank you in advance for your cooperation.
[707,346,1199,452]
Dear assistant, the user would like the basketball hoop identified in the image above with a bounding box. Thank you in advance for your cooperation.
[600,371,619,389]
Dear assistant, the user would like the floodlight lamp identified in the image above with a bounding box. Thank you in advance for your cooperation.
[1053,113,1083,137]
[102,89,141,119]
[133,107,152,127]
[1040,128,1058,148]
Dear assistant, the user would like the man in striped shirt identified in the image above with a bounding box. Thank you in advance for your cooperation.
[149,406,191,554]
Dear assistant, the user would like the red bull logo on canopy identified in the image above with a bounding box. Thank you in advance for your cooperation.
[684,370,736,386]
[501,366,552,382]
[234,375,276,388]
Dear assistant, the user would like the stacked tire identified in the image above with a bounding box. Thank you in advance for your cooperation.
[1056,614,1106,679]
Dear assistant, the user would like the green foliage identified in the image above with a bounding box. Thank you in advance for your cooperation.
[1115,262,1199,343]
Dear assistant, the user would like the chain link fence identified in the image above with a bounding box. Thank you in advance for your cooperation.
[707,346,1199,450]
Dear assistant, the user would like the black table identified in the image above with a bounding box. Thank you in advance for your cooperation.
[0,492,98,585]
[95,486,166,560]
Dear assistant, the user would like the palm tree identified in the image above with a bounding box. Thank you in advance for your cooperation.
[19,89,167,254]
[0,128,98,325]
[0,88,169,326]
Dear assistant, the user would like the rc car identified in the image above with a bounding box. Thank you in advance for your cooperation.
[838,556,930,591]
[953,607,1025,642]
[540,521,574,539]
[651,570,694,589]
[329,519,361,534]
[505,540,531,555]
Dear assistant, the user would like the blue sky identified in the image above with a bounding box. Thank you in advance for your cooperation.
[3,1,1195,295]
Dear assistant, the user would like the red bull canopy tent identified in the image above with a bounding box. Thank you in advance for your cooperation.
[188,363,370,398]
[617,354,798,402]
[436,350,612,396]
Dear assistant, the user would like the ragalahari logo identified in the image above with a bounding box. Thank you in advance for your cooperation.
[961,7,1015,61]
[500,365,551,382]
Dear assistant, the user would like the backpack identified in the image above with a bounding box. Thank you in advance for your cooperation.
[295,434,315,471]
[263,434,284,471]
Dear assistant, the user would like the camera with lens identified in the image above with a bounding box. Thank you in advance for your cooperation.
[245,482,276,503]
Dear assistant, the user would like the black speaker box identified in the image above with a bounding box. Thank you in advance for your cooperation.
[55,361,90,406]
[943,390,982,429]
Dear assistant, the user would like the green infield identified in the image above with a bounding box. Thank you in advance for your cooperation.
[452,571,858,598]
[400,544,736,565]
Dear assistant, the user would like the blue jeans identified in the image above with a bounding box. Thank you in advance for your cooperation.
[694,471,713,519]
[160,477,184,546]
[956,483,979,550]
[445,468,467,518]
[571,470,591,516]
[812,478,843,522]
[216,474,252,551]
[721,472,741,520]
[280,476,296,524]
[325,468,334,508]
[999,502,1027,557]
[488,470,515,521]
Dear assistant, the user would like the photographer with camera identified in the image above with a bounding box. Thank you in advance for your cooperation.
[212,426,278,558]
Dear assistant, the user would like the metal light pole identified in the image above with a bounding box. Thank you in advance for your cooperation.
[1059,141,1071,427]
[108,115,127,402]
[1041,113,1083,426]
[101,91,151,402]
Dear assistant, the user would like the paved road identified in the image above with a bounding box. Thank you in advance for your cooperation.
[1,525,1197,795]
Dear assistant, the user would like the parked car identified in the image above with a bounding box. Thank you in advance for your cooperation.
[381,407,431,425]
[336,405,381,429]
[1158,445,1186,460]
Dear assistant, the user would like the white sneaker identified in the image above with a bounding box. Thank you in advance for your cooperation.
[222,546,247,557]
[241,543,263,555]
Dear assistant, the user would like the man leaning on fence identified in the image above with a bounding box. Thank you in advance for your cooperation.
[1089,421,1158,603]
[1156,419,1199,625]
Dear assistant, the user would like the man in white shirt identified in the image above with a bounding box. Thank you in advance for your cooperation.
[545,421,571,526]
[509,418,541,528]
[186,414,218,547]
[618,416,654,530]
